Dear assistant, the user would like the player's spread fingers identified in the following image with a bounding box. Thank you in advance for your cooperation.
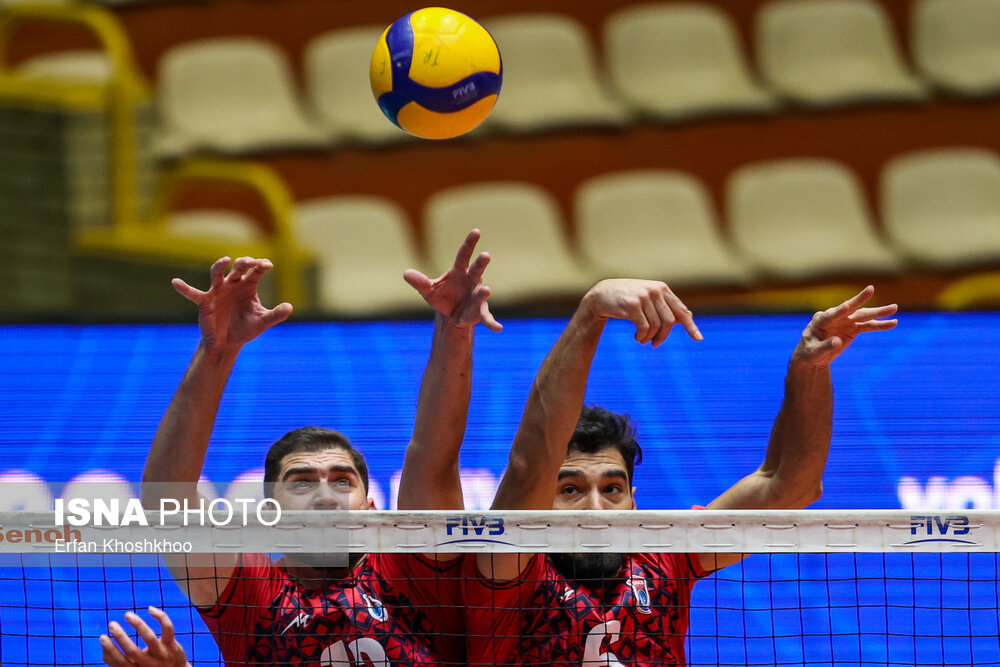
[227,257,254,281]
[664,291,702,341]
[651,296,675,348]
[639,298,662,344]
[480,305,503,332]
[126,612,164,658]
[403,269,433,295]
[149,606,175,646]
[453,229,481,270]
[209,257,230,289]
[468,252,491,283]
[839,285,876,314]
[244,258,273,285]
[171,279,205,304]
[108,621,142,659]
[857,319,898,332]
[99,635,129,666]
[630,305,652,344]
[850,304,898,323]
[262,303,294,326]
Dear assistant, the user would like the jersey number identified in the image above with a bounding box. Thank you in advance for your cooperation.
[583,621,625,667]
[320,637,388,666]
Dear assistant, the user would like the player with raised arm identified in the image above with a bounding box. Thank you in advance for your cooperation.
[100,608,190,667]
[464,280,898,666]
[138,230,498,665]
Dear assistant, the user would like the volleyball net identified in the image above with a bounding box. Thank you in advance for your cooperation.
[1,509,998,666]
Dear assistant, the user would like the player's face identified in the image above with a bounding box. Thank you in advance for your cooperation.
[553,447,636,511]
[272,448,374,512]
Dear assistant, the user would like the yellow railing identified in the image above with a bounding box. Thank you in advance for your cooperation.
[938,271,1000,310]
[0,3,150,229]
[77,159,313,309]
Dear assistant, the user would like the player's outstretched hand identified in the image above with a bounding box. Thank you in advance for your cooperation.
[403,228,502,332]
[100,607,190,667]
[172,256,293,352]
[582,278,702,347]
[792,285,897,366]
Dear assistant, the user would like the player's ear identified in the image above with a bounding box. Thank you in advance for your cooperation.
[366,497,377,510]
[631,487,637,510]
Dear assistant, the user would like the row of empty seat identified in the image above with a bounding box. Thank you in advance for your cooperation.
[17,0,1000,157]
[164,147,1000,315]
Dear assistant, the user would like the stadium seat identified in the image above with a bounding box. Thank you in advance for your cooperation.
[756,0,927,106]
[575,170,755,286]
[15,50,112,83]
[726,158,902,279]
[479,14,629,133]
[912,0,1000,97]
[156,37,330,158]
[304,26,412,145]
[881,148,1000,268]
[294,196,426,315]
[604,3,776,120]
[164,210,264,244]
[424,182,593,304]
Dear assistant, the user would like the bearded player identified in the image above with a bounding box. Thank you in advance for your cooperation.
[464,279,897,665]
[135,229,498,665]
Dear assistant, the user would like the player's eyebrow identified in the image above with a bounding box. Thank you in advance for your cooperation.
[281,466,319,481]
[600,468,628,481]
[280,465,359,481]
[324,464,360,479]
[557,468,584,481]
[557,468,629,482]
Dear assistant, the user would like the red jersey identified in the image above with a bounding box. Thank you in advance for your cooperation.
[463,551,707,666]
[199,552,462,666]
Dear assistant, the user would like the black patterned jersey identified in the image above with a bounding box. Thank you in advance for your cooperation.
[198,552,449,666]
[463,551,707,666]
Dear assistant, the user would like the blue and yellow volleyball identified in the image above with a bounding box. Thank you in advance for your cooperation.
[371,7,502,139]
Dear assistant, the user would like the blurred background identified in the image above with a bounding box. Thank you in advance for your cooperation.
[2,2,1000,662]
[2,0,999,321]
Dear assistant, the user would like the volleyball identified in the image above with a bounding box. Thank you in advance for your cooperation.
[370,7,502,140]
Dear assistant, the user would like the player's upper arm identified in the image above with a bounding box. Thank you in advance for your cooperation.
[693,475,771,573]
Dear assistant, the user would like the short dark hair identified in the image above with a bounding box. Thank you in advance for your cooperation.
[263,426,369,496]
[568,406,643,485]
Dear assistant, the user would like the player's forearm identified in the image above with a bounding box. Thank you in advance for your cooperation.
[398,313,474,510]
[760,360,832,507]
[141,342,240,508]
[493,302,607,510]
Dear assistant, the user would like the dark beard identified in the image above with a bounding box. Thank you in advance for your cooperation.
[289,551,363,573]
[549,552,625,585]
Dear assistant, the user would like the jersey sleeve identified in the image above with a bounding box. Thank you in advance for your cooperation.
[196,553,283,661]
[461,553,548,667]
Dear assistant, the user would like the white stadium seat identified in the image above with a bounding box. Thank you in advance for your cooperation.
[294,196,426,315]
[479,14,630,133]
[912,0,1000,96]
[575,169,755,286]
[727,158,902,279]
[605,3,776,120]
[424,182,593,304]
[304,26,413,145]
[157,37,330,158]
[16,51,113,83]
[756,0,927,106]
[165,210,264,244]
[881,148,1000,268]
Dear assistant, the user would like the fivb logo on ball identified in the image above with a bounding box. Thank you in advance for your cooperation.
[53,497,281,527]
[371,7,502,139]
